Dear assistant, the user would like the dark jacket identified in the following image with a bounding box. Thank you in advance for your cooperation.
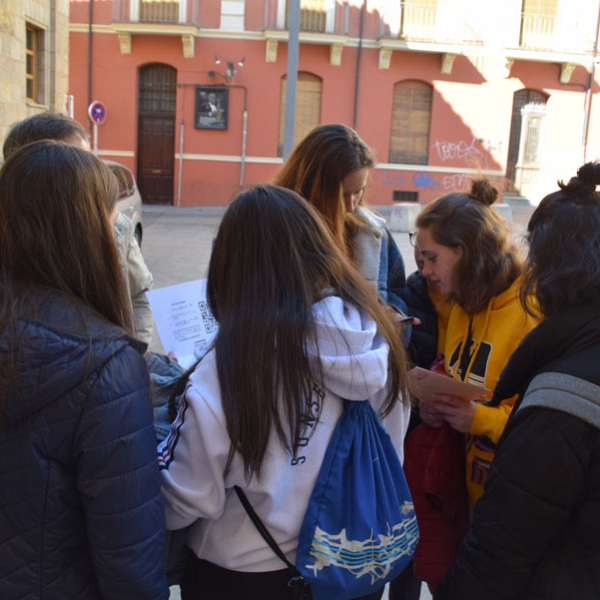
[400,270,439,369]
[0,289,169,600]
[435,304,600,600]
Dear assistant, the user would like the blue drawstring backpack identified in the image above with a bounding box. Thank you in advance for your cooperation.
[295,400,419,600]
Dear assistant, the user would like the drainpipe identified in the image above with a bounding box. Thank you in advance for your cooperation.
[206,83,248,187]
[228,85,248,187]
[353,0,366,129]
[283,0,300,158]
[87,0,93,133]
[177,118,184,208]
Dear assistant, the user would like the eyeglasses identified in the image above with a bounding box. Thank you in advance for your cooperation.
[408,231,417,247]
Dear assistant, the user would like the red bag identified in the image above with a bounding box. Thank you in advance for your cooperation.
[403,421,469,595]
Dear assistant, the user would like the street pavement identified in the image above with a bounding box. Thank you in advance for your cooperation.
[142,202,535,600]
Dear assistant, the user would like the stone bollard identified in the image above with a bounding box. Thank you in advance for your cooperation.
[389,203,422,232]
[493,203,512,223]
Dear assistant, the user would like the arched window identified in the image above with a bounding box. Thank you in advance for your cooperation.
[389,80,432,165]
[278,72,322,157]
[506,89,548,194]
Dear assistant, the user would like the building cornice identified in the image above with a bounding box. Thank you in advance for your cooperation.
[69,23,597,82]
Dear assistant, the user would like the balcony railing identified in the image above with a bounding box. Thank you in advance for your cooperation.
[113,0,199,27]
[399,2,436,41]
[519,12,556,50]
[378,2,482,46]
[518,12,596,54]
[264,0,349,35]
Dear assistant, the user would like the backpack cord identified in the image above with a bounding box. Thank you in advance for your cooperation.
[234,485,298,571]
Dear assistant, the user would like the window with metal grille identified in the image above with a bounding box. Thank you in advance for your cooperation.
[26,24,43,103]
[400,0,438,41]
[393,191,419,202]
[505,89,548,193]
[278,72,322,157]
[140,0,180,24]
[520,0,558,49]
[286,0,327,32]
[138,64,177,114]
[389,80,432,165]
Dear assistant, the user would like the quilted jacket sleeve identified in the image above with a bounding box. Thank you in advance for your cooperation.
[380,227,408,315]
[435,407,589,600]
[73,343,169,600]
[127,235,155,346]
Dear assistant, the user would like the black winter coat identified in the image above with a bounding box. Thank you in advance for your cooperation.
[400,270,438,369]
[435,304,600,600]
[0,289,169,599]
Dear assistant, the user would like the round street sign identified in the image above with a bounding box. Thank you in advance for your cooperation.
[88,100,107,125]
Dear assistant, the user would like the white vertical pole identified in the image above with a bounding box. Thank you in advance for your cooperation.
[93,122,98,155]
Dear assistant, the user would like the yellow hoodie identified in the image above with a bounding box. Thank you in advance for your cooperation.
[444,278,539,505]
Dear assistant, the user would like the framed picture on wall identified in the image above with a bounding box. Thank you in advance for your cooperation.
[195,86,228,130]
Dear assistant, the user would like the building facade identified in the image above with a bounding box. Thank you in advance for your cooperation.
[1,0,70,149]
[69,0,600,207]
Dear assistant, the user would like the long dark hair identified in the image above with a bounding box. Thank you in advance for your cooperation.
[522,161,600,317]
[273,124,375,252]
[207,184,409,478]
[416,178,522,315]
[0,141,131,408]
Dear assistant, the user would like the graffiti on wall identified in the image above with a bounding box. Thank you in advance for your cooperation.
[413,172,440,191]
[373,138,503,196]
[441,174,467,190]
[373,170,407,187]
[432,137,483,163]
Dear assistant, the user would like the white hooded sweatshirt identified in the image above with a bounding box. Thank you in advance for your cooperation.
[158,296,410,572]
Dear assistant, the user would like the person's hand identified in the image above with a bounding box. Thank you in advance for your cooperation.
[167,351,179,363]
[427,393,477,433]
[385,305,422,325]
[418,401,446,428]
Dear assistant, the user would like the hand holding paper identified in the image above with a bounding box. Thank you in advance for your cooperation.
[409,367,489,404]
[410,367,489,432]
[147,279,218,370]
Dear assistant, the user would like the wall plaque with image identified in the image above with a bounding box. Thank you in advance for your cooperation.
[194,86,228,130]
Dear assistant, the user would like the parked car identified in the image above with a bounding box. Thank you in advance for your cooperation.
[104,160,143,246]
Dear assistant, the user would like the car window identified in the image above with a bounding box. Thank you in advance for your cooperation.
[109,166,129,199]
[121,168,135,195]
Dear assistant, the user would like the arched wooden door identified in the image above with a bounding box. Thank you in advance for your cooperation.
[137,64,176,205]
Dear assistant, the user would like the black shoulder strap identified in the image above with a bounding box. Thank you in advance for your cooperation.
[234,485,297,572]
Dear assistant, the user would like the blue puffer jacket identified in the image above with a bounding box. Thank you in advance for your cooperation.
[0,289,169,600]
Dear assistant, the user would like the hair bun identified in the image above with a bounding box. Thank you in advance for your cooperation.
[470,178,498,207]
[575,162,600,188]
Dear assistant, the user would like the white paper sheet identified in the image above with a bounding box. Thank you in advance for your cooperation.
[147,279,218,369]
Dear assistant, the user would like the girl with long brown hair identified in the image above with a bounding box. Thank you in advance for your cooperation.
[273,124,411,322]
[0,140,168,600]
[158,184,412,600]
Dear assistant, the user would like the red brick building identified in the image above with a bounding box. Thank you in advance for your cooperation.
[69,0,600,207]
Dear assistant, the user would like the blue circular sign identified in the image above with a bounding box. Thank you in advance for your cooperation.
[88,101,107,125]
